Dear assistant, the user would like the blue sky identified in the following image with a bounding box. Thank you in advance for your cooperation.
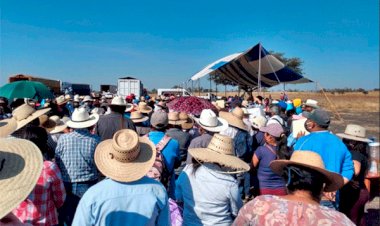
[1,0,379,91]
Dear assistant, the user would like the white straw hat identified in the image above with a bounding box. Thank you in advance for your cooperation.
[56,95,68,105]
[193,109,228,132]
[337,124,372,143]
[12,104,51,131]
[94,129,156,182]
[83,95,93,102]
[270,151,344,192]
[219,107,248,131]
[49,115,68,134]
[189,134,250,173]
[0,118,17,138]
[130,111,149,123]
[303,99,319,109]
[0,138,43,219]
[66,107,99,129]
[110,96,127,106]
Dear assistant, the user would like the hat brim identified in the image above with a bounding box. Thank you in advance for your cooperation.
[49,123,68,134]
[66,114,99,129]
[189,148,250,174]
[0,138,43,219]
[131,116,149,123]
[303,103,319,109]
[336,133,372,143]
[0,118,17,138]
[181,118,194,130]
[139,107,153,114]
[168,119,187,125]
[219,111,247,131]
[194,117,229,133]
[57,99,69,105]
[270,160,344,192]
[16,108,51,131]
[94,136,156,182]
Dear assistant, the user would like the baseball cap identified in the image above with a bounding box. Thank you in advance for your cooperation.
[305,109,330,127]
[150,111,168,129]
[260,123,284,138]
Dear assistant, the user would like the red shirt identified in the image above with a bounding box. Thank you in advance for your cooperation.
[13,161,66,226]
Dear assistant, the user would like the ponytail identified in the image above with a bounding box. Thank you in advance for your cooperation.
[276,134,291,160]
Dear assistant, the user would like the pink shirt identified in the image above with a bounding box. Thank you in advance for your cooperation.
[233,195,355,226]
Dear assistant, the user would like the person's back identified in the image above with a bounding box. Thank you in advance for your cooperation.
[233,195,355,226]
[72,177,169,226]
[176,163,242,226]
[96,112,136,141]
[166,127,191,161]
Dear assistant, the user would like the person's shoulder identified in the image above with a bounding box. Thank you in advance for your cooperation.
[168,137,180,147]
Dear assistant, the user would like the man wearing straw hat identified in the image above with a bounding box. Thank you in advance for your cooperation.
[95,96,136,141]
[72,129,169,226]
[55,107,100,225]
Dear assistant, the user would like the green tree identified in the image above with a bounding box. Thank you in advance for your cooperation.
[150,88,157,94]
[270,51,304,75]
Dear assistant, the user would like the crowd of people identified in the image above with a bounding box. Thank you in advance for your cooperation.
[0,92,376,226]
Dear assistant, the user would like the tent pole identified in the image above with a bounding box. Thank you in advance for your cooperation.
[198,79,201,96]
[209,75,212,101]
[258,43,262,94]
[192,80,194,94]
[225,84,227,97]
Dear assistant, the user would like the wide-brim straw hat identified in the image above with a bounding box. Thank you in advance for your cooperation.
[303,99,319,109]
[94,129,156,182]
[179,112,193,130]
[39,115,57,132]
[270,151,344,192]
[137,102,153,114]
[189,134,250,174]
[0,118,17,138]
[336,124,372,143]
[49,115,68,134]
[56,95,69,105]
[0,138,43,219]
[193,109,228,133]
[219,108,247,131]
[130,111,149,123]
[12,104,51,131]
[66,107,99,129]
[168,112,187,125]
[110,96,128,106]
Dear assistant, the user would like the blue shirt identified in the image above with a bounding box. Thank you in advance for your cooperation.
[55,129,100,182]
[72,177,170,226]
[294,131,354,181]
[176,163,242,226]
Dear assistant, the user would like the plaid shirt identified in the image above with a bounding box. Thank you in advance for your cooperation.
[55,129,100,182]
[13,161,66,226]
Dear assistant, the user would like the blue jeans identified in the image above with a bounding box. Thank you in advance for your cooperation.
[58,180,97,226]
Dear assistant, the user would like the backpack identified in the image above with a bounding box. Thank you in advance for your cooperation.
[145,134,172,189]
[271,117,290,136]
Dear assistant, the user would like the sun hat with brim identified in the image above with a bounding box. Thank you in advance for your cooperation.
[67,107,99,129]
[0,118,17,138]
[303,99,319,109]
[12,104,51,131]
[0,138,43,219]
[39,115,57,132]
[56,95,69,105]
[137,102,153,114]
[219,107,247,131]
[83,95,93,102]
[94,129,156,182]
[179,112,193,130]
[168,112,187,125]
[130,111,149,123]
[193,109,228,133]
[250,115,267,129]
[270,151,344,192]
[189,134,250,174]
[49,115,68,134]
[337,124,372,143]
[110,96,127,106]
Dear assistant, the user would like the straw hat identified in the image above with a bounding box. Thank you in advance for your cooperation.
[193,109,228,132]
[219,107,247,131]
[12,104,51,131]
[250,115,267,129]
[337,124,372,143]
[56,95,69,105]
[94,129,156,182]
[0,118,17,138]
[73,94,81,102]
[49,115,68,134]
[189,134,250,173]
[137,102,152,114]
[270,151,344,192]
[179,112,194,130]
[168,112,187,125]
[83,95,93,102]
[110,96,127,106]
[130,111,149,123]
[0,138,43,218]
[303,99,319,109]
[39,115,57,132]
[66,107,99,129]
[64,94,73,100]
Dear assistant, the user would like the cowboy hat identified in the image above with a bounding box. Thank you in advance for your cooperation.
[12,104,51,131]
[66,107,99,129]
[49,115,68,134]
[110,96,127,106]
[303,99,319,109]
[168,112,187,125]
[83,95,93,102]
[179,112,193,130]
[130,111,149,123]
[270,151,344,192]
[219,107,247,131]
[137,102,152,114]
[189,134,250,173]
[56,95,69,105]
[337,124,372,143]
[39,115,57,132]
[94,129,156,182]
[0,138,43,219]
[193,109,228,133]
[0,118,17,138]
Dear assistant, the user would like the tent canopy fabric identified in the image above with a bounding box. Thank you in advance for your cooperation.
[191,43,312,88]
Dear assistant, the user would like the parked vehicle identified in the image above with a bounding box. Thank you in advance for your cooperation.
[8,74,61,94]
[100,84,117,93]
[117,77,144,99]
[61,82,91,95]
[157,88,192,97]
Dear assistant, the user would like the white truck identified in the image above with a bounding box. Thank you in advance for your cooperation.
[157,88,220,100]
[117,77,144,99]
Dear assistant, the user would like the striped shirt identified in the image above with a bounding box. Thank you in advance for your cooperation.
[55,129,100,182]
